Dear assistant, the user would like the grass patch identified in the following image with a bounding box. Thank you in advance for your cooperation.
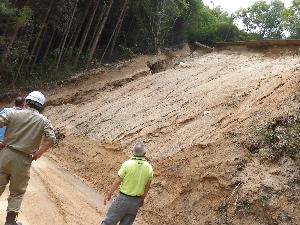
[248,114,300,162]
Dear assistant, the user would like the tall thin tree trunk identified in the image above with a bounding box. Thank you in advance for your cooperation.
[65,21,80,50]
[42,29,56,68]
[13,38,32,90]
[12,52,26,90]
[31,26,48,72]
[124,17,135,45]
[100,1,127,63]
[87,4,106,52]
[70,0,93,49]
[87,0,114,66]
[27,0,54,67]
[75,0,100,65]
[108,3,128,58]
[56,0,79,70]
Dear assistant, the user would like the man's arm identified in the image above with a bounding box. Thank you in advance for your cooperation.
[0,111,12,150]
[140,180,152,207]
[32,117,56,160]
[0,111,10,128]
[104,176,122,205]
[32,138,54,160]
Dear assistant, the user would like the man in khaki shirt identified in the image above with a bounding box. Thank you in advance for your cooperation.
[0,91,56,225]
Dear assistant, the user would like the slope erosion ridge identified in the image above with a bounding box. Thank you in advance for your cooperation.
[46,50,299,224]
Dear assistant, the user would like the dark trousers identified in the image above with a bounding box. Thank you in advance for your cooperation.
[101,193,141,225]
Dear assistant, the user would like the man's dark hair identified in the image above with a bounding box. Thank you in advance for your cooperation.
[26,99,43,112]
[14,96,25,108]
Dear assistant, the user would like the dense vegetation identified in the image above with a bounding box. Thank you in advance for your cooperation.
[0,0,300,90]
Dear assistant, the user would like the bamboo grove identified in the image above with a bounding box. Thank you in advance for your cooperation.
[0,0,300,90]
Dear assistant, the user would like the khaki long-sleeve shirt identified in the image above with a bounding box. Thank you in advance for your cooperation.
[0,108,56,154]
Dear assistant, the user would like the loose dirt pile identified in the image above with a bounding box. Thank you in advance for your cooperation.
[45,48,299,224]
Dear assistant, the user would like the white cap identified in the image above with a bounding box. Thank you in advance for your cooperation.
[25,91,45,106]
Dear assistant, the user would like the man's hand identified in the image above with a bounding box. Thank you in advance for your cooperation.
[0,142,5,150]
[104,192,112,205]
[32,151,43,161]
[103,176,122,205]
[32,139,54,161]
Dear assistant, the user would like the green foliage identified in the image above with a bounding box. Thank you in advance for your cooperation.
[3,0,289,90]
[116,45,135,59]
[16,6,32,25]
[265,129,278,142]
[0,0,16,16]
[251,115,300,162]
[0,1,31,25]
[235,0,287,39]
[0,35,4,44]
[235,199,252,217]
[285,0,300,38]
[186,1,241,46]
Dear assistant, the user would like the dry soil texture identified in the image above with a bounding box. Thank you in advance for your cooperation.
[44,49,299,225]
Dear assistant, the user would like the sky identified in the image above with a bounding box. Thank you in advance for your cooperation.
[202,0,294,13]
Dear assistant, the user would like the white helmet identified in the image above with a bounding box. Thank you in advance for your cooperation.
[25,91,45,106]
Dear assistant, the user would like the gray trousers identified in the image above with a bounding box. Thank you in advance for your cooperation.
[101,193,141,225]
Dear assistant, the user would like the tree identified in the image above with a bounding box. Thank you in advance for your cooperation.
[235,0,287,39]
[0,0,247,91]
[55,0,79,70]
[100,0,128,62]
[286,0,300,38]
[75,0,100,65]
[1,1,31,65]
[88,0,114,66]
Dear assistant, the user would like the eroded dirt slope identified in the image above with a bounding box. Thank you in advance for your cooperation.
[46,50,300,224]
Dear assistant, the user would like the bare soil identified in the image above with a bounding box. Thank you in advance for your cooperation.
[2,45,299,225]
[0,157,105,225]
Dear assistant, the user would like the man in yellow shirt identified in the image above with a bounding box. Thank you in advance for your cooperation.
[0,91,56,225]
[101,143,153,225]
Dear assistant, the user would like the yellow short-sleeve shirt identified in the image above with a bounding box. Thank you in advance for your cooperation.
[118,156,153,196]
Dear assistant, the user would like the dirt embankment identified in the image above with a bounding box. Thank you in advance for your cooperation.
[45,47,299,225]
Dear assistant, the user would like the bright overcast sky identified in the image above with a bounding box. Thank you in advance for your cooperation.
[202,0,294,13]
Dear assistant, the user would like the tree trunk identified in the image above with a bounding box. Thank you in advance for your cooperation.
[27,0,54,67]
[124,17,135,45]
[55,0,79,70]
[87,0,114,66]
[108,4,127,58]
[31,26,48,72]
[100,0,127,63]
[75,0,100,65]
[65,21,80,51]
[87,4,106,52]
[70,0,93,49]
[1,0,30,65]
[42,29,56,68]
[12,52,26,90]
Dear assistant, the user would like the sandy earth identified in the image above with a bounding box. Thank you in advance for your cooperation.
[0,157,107,225]
[45,48,299,224]
[1,46,299,224]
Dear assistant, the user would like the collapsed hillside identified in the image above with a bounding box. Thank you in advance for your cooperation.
[45,47,299,224]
